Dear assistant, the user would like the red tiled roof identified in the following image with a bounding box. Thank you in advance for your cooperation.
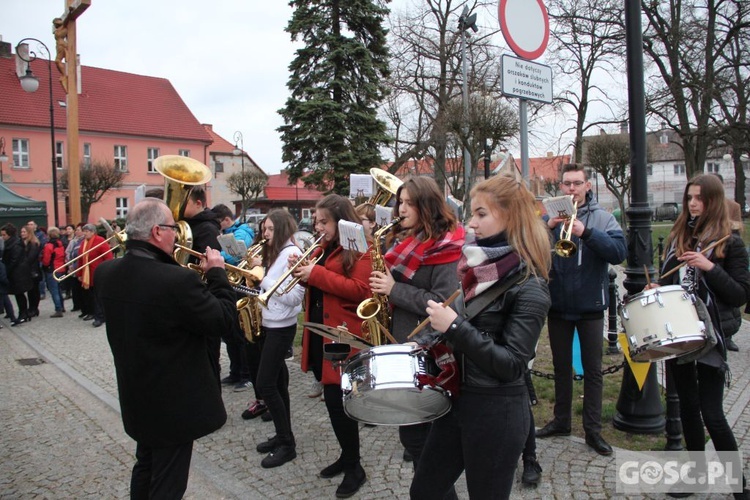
[1,54,212,143]
[517,154,571,180]
[204,125,236,153]
[265,171,324,201]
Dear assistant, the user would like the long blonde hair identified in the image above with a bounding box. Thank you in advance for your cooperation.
[470,175,551,280]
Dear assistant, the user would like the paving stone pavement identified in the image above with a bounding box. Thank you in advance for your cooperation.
[2,287,749,499]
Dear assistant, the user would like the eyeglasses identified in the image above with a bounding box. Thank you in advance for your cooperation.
[561,180,585,187]
[157,224,178,231]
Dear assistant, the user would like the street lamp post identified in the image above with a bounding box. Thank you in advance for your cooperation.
[16,39,59,226]
[233,131,246,222]
[0,137,8,182]
[458,6,477,211]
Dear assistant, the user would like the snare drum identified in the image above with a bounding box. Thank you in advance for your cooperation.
[620,285,707,362]
[341,344,455,426]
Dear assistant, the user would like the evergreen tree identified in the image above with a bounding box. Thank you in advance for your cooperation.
[278,0,391,194]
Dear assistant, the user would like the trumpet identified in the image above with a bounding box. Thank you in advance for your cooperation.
[54,230,127,282]
[226,239,267,287]
[554,200,578,258]
[257,234,325,307]
[173,244,265,284]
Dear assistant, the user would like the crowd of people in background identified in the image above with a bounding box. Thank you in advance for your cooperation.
[0,220,115,328]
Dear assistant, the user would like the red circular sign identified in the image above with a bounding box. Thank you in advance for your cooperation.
[498,0,550,60]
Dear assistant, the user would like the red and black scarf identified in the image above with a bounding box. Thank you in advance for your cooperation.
[385,226,465,282]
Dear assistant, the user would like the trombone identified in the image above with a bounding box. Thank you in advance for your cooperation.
[257,234,325,307]
[554,201,578,258]
[53,230,127,282]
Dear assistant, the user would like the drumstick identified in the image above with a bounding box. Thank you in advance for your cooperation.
[407,289,462,340]
[643,265,652,288]
[659,234,731,280]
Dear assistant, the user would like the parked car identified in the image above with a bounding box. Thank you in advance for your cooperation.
[235,213,266,233]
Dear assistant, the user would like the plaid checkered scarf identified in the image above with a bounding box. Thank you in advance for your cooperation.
[385,226,465,283]
[458,235,523,301]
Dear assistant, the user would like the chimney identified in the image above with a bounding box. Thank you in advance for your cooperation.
[546,151,553,158]
[0,36,11,59]
[202,123,213,131]
[620,120,628,134]
[599,128,606,136]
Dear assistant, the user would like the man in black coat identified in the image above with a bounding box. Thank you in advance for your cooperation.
[97,198,237,499]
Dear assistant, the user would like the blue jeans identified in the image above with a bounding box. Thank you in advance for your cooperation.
[45,272,64,312]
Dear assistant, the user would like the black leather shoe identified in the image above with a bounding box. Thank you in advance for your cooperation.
[536,420,571,438]
[92,319,104,327]
[261,410,273,422]
[10,318,24,327]
[585,433,613,456]
[402,449,413,462]
[256,436,279,454]
[260,444,296,468]
[335,463,366,498]
[82,314,94,321]
[521,457,542,486]
[320,458,345,478]
[726,337,739,352]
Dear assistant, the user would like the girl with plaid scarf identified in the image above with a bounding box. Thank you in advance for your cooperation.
[410,175,551,499]
[369,177,464,497]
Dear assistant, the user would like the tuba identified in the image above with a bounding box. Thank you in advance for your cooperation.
[356,216,403,345]
[368,168,403,207]
[154,155,212,264]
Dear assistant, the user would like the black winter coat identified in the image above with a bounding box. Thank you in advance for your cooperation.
[659,233,750,361]
[3,236,32,294]
[97,240,237,447]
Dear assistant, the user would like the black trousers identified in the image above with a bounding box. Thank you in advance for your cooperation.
[224,329,250,381]
[411,389,529,500]
[257,324,296,444]
[130,441,193,500]
[547,316,604,435]
[245,335,264,401]
[323,383,360,467]
[667,360,740,453]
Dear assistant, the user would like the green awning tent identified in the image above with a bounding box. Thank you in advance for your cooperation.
[0,184,48,230]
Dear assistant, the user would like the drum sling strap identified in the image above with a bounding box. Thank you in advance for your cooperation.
[461,273,524,322]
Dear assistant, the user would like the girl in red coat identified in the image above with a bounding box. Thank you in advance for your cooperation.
[293,194,373,498]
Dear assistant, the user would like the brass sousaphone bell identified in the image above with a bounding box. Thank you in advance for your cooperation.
[154,155,213,263]
[368,167,403,207]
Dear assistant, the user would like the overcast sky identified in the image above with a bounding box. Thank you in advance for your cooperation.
[4,1,598,175]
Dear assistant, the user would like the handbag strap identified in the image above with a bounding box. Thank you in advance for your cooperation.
[462,273,524,322]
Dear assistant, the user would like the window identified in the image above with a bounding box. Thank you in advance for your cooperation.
[646,164,653,176]
[147,148,159,173]
[12,139,30,168]
[673,164,685,175]
[706,162,720,174]
[178,149,190,157]
[114,145,128,170]
[83,143,91,167]
[115,197,129,219]
[56,141,64,169]
[660,133,669,145]
[302,208,312,219]
[214,161,224,173]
